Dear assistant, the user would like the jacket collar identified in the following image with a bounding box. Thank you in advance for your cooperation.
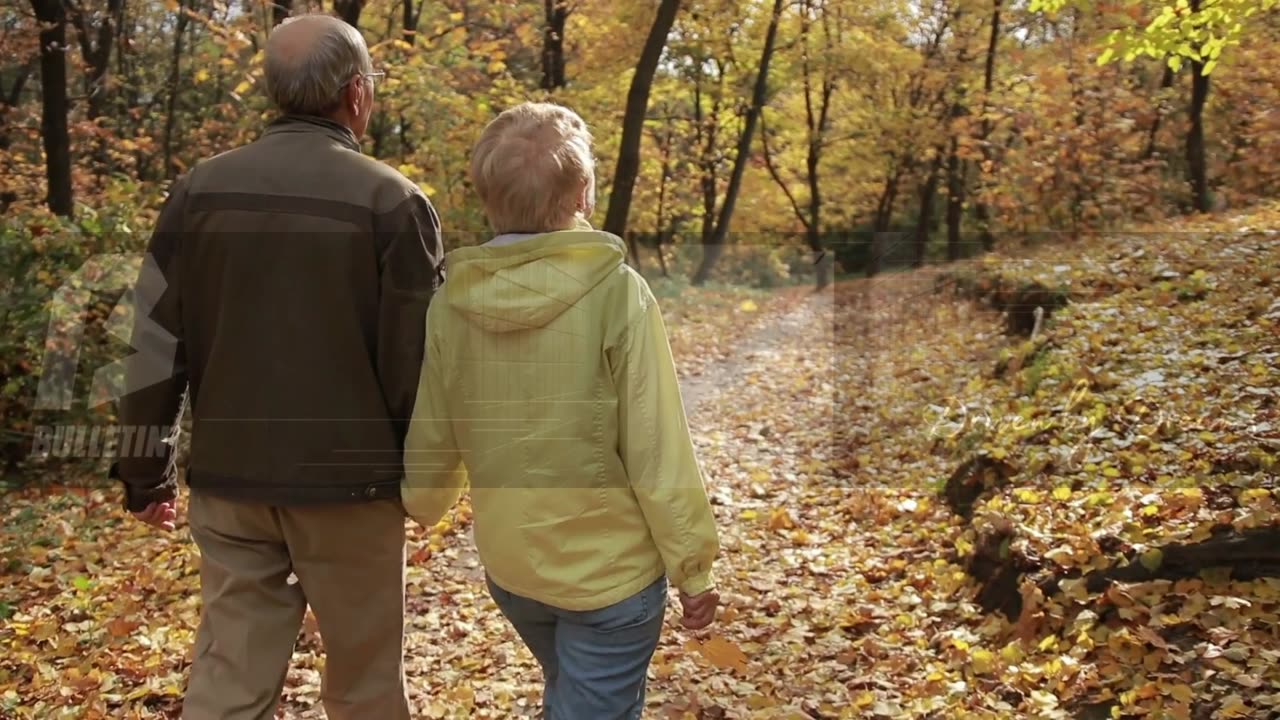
[262,114,361,152]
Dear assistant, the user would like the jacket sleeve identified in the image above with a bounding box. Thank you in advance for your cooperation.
[402,320,468,526]
[113,176,190,512]
[611,293,720,596]
[374,190,444,446]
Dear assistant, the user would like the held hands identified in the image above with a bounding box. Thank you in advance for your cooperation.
[132,501,178,532]
[678,589,719,630]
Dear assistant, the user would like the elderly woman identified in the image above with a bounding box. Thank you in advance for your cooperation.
[403,102,720,719]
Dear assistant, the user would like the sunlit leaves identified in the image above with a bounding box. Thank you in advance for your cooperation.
[1032,0,1278,74]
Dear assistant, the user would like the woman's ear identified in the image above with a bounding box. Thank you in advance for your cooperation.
[578,178,596,217]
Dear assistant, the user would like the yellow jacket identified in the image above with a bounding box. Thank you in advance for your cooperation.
[402,227,719,611]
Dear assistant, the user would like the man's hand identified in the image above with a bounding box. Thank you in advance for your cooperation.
[678,589,719,630]
[133,501,177,531]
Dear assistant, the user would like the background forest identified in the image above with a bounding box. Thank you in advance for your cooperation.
[4,0,1280,269]
[3,2,1280,718]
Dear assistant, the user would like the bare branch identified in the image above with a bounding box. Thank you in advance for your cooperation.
[759,110,811,231]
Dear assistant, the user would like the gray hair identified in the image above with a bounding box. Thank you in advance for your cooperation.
[264,15,372,116]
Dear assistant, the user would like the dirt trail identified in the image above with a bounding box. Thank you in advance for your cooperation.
[680,285,835,417]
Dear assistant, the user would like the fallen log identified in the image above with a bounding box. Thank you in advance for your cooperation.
[1003,281,1070,336]
[1040,524,1280,597]
[942,455,1018,518]
[966,524,1280,620]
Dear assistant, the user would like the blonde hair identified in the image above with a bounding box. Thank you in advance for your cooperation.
[470,102,596,234]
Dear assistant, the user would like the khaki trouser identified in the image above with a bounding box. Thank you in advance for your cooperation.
[183,491,410,720]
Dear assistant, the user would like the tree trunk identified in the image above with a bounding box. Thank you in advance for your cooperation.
[973,0,1003,251]
[945,135,966,262]
[972,194,994,251]
[68,0,125,182]
[602,0,681,240]
[625,233,644,275]
[647,117,675,279]
[866,235,882,278]
[0,61,33,151]
[805,136,833,284]
[272,0,292,26]
[333,0,363,27]
[693,78,719,248]
[1187,62,1211,213]
[802,0,834,289]
[402,0,423,43]
[541,0,568,90]
[656,229,671,277]
[386,0,423,158]
[691,0,784,286]
[398,113,414,160]
[68,0,124,122]
[1141,64,1175,161]
[913,155,944,269]
[873,166,901,234]
[868,164,904,277]
[31,0,74,216]
[0,61,33,211]
[943,72,970,263]
[162,0,191,179]
[369,111,389,158]
[761,109,831,289]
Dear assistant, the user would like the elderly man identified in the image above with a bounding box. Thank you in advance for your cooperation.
[112,14,438,720]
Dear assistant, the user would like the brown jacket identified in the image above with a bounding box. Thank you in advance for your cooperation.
[114,115,444,511]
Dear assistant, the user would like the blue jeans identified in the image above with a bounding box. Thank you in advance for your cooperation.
[486,576,667,720]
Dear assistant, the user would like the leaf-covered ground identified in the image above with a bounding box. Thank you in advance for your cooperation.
[2,206,1278,719]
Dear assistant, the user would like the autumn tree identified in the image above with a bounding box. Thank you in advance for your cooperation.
[969,0,1003,250]
[29,0,73,216]
[65,0,124,122]
[272,0,293,26]
[906,0,968,270]
[861,0,955,274]
[161,0,193,178]
[671,28,732,251]
[1032,0,1280,212]
[759,0,848,288]
[940,0,996,262]
[541,0,570,90]
[602,0,682,245]
[401,0,423,43]
[3,0,1279,275]
[690,0,785,286]
[333,0,363,27]
[0,61,33,156]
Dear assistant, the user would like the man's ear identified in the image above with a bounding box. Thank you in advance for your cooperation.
[344,74,364,115]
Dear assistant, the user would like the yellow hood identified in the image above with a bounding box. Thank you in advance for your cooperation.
[444,230,627,333]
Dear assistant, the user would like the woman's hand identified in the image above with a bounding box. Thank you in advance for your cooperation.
[678,589,719,630]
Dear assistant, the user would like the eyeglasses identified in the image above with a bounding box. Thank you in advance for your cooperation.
[342,70,386,93]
